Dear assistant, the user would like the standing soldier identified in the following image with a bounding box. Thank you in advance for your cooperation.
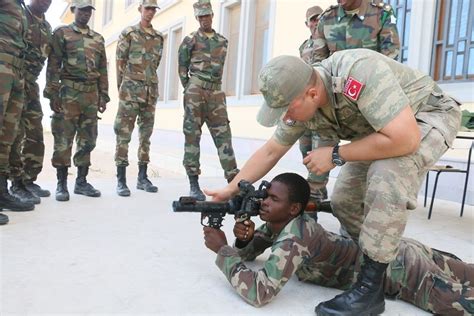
[178,0,239,201]
[114,0,164,197]
[44,0,109,202]
[298,5,332,205]
[0,0,36,225]
[9,0,52,205]
[313,0,400,62]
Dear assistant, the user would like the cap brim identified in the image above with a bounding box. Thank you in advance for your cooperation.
[256,100,288,128]
[143,5,160,8]
[75,5,96,10]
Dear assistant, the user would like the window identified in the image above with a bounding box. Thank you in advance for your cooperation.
[431,0,474,82]
[168,28,182,101]
[388,0,411,63]
[223,2,241,97]
[126,0,136,8]
[250,0,270,94]
[103,0,113,26]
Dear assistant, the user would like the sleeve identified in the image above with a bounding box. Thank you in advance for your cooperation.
[379,8,401,60]
[272,120,306,147]
[178,35,192,88]
[43,29,63,100]
[350,57,409,131]
[215,237,308,307]
[156,35,164,70]
[97,37,110,103]
[236,224,274,261]
[115,31,130,91]
[312,18,330,63]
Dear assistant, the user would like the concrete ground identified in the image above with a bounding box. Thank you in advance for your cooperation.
[1,127,473,315]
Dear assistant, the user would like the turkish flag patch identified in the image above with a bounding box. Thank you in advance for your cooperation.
[343,77,364,101]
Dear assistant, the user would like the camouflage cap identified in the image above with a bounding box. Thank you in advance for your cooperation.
[256,56,313,127]
[193,0,213,17]
[306,6,323,23]
[139,0,160,8]
[71,0,95,10]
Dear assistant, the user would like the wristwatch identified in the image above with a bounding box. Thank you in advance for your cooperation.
[332,144,346,166]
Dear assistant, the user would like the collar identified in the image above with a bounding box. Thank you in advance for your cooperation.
[196,28,217,40]
[314,64,336,109]
[71,22,92,36]
[137,23,158,36]
[336,0,370,22]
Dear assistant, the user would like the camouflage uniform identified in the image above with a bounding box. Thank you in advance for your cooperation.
[0,0,27,176]
[9,5,52,183]
[178,28,238,180]
[44,22,109,168]
[313,0,400,62]
[114,23,163,167]
[216,214,474,314]
[259,50,461,264]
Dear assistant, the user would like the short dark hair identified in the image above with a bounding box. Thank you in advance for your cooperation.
[271,173,310,214]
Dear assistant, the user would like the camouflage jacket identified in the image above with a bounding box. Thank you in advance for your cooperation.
[313,0,400,62]
[299,37,317,64]
[0,0,27,58]
[44,23,109,102]
[178,29,227,87]
[116,23,164,103]
[216,214,474,314]
[24,5,52,81]
[273,49,459,150]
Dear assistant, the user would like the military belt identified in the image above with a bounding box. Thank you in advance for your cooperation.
[0,53,25,70]
[189,76,221,91]
[62,79,98,92]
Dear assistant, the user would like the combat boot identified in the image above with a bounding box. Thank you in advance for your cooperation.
[137,164,158,193]
[315,254,388,316]
[189,175,205,201]
[10,178,41,204]
[55,167,69,201]
[74,166,101,197]
[0,212,8,225]
[116,166,130,197]
[0,175,34,211]
[24,181,51,197]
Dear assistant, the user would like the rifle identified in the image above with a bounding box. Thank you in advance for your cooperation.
[172,180,270,228]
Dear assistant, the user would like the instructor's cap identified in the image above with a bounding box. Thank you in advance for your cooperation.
[71,0,95,10]
[306,6,323,23]
[193,0,213,17]
[139,0,160,8]
[256,55,313,127]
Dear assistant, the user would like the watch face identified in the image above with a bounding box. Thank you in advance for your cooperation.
[332,158,345,166]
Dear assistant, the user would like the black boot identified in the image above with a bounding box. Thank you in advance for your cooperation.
[137,164,158,193]
[55,167,69,202]
[116,166,130,197]
[74,166,101,197]
[10,178,41,204]
[0,175,34,211]
[24,181,51,197]
[189,175,205,201]
[0,212,8,225]
[315,254,388,316]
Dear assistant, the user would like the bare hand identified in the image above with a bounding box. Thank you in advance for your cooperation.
[50,98,62,113]
[303,146,335,175]
[233,219,255,242]
[203,186,234,202]
[203,226,228,253]
[98,99,107,113]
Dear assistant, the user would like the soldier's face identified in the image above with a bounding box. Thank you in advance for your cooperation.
[74,7,93,26]
[30,0,52,14]
[139,6,157,23]
[197,14,213,32]
[259,181,297,224]
[306,15,320,35]
[338,0,362,11]
[284,93,318,123]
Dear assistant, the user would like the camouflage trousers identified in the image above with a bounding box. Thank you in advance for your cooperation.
[114,99,156,167]
[9,79,45,181]
[0,62,23,176]
[182,83,238,180]
[384,238,474,315]
[51,85,98,168]
[331,101,461,263]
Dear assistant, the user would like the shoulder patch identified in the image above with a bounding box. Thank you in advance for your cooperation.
[343,77,364,101]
